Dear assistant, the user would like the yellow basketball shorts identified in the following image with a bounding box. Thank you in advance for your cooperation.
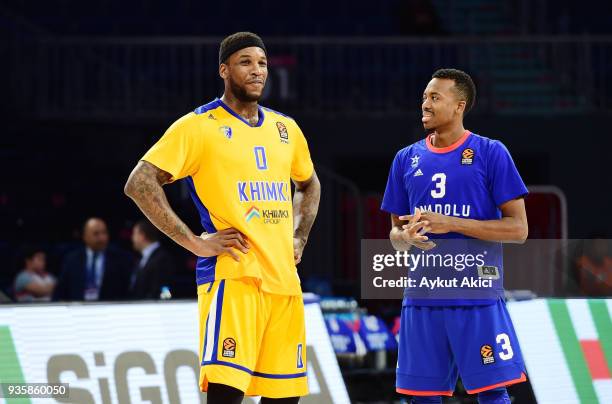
[197,277,308,398]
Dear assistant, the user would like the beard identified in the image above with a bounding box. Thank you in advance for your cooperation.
[229,78,262,103]
[422,122,436,136]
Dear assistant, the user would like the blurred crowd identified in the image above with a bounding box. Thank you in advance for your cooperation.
[1,218,610,304]
[4,217,178,303]
[570,239,612,297]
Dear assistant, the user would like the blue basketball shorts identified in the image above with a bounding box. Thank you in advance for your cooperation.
[396,299,527,396]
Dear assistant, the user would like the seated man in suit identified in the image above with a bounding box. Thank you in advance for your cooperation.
[54,217,132,301]
[130,219,175,299]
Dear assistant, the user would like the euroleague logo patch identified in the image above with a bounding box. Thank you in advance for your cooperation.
[276,121,289,144]
[480,344,495,365]
[461,148,474,165]
[222,337,236,358]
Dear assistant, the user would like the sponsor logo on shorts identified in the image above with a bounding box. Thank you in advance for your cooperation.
[222,337,236,358]
[461,148,474,165]
[480,344,495,365]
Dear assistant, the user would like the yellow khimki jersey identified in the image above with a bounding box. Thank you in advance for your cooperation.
[142,98,314,296]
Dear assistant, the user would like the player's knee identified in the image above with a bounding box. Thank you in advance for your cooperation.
[477,386,510,404]
[410,396,442,404]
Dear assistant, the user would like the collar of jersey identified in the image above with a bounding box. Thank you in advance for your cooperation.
[426,130,471,154]
[216,98,265,128]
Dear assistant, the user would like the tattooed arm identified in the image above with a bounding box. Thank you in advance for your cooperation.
[124,161,249,260]
[292,170,321,264]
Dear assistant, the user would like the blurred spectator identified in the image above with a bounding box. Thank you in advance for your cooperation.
[54,217,133,301]
[130,219,175,299]
[13,246,56,302]
[396,0,443,36]
[573,239,611,296]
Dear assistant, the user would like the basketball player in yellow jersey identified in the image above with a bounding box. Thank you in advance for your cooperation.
[124,32,321,404]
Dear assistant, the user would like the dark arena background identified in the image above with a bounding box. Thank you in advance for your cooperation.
[1,1,612,403]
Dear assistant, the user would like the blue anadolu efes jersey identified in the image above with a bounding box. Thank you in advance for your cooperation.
[381,131,528,306]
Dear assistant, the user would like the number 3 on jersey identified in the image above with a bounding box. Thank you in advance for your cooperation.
[254,146,268,170]
[431,173,446,198]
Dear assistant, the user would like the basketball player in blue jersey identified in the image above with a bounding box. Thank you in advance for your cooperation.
[381,69,529,403]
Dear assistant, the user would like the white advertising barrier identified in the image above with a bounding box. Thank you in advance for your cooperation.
[508,299,612,404]
[0,297,350,404]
